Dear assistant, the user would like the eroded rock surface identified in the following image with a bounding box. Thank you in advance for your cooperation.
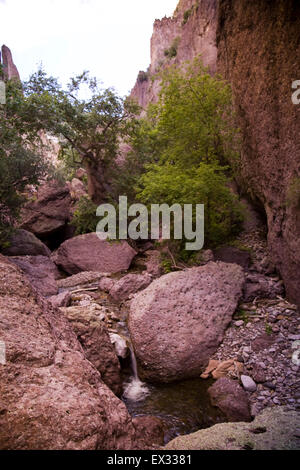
[129,262,245,382]
[60,304,123,396]
[2,229,51,257]
[52,234,137,275]
[1,45,20,80]
[208,377,251,422]
[0,255,138,450]
[20,182,71,240]
[217,0,300,307]
[131,0,218,110]
[100,273,153,301]
[10,255,61,297]
[164,406,300,450]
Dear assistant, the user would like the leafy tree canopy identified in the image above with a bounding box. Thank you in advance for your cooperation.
[132,57,244,247]
[22,69,140,203]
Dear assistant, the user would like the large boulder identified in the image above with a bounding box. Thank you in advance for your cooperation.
[52,233,137,275]
[10,255,61,297]
[60,304,123,396]
[165,407,300,450]
[57,271,107,289]
[129,262,245,383]
[0,254,138,450]
[208,377,251,422]
[20,182,71,239]
[100,273,153,301]
[2,229,51,257]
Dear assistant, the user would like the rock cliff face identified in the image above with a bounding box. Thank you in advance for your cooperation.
[1,45,20,80]
[217,0,300,306]
[131,0,300,306]
[131,0,218,109]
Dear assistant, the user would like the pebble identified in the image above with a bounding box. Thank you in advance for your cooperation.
[235,320,244,327]
[288,335,300,341]
[209,254,299,415]
[241,375,257,392]
[263,382,276,390]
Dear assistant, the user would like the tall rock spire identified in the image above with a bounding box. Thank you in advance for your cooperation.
[1,45,20,80]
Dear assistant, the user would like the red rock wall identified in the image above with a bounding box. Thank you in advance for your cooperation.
[1,45,20,80]
[217,0,300,306]
[131,0,218,109]
[131,0,300,306]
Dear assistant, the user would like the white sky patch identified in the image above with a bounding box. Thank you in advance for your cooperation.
[0,0,178,96]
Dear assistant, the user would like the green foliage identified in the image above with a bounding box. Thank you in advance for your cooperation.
[265,323,273,336]
[161,257,173,274]
[164,37,180,59]
[23,68,140,203]
[110,108,162,204]
[71,196,98,235]
[57,147,83,181]
[286,177,300,208]
[154,57,240,168]
[132,57,243,247]
[234,308,250,324]
[182,9,192,25]
[0,79,49,247]
[137,163,243,246]
[137,70,149,83]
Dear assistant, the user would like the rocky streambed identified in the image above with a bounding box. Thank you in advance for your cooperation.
[56,279,224,444]
[52,255,299,445]
[1,224,299,449]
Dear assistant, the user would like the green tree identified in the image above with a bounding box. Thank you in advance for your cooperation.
[0,77,48,247]
[134,57,243,246]
[23,69,139,204]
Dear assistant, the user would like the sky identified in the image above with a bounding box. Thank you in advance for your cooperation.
[0,0,178,96]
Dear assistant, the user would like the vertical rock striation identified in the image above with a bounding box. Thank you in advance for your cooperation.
[131,0,218,109]
[1,45,20,80]
[217,0,300,306]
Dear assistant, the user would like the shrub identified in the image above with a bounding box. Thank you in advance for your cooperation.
[182,9,192,25]
[164,37,180,59]
[71,196,98,235]
[137,71,149,83]
[286,177,300,208]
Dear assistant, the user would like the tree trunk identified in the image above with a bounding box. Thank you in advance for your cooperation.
[84,158,111,205]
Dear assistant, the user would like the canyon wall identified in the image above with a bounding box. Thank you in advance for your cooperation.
[131,0,218,109]
[131,0,300,306]
[1,45,20,80]
[217,0,300,306]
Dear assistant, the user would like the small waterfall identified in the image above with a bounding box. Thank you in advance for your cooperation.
[123,348,150,402]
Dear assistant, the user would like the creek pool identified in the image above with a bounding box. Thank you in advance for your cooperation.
[122,375,223,444]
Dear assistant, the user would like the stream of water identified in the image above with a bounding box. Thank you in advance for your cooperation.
[122,348,151,402]
[121,347,223,444]
[85,290,223,444]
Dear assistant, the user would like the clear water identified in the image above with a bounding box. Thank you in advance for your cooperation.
[76,289,223,445]
[123,375,223,444]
